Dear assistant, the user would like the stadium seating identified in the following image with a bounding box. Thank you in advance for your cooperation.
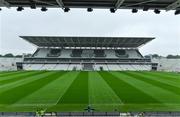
[28,48,144,59]
[83,64,94,71]
[22,63,152,71]
[94,50,106,57]
[23,64,32,70]
[119,65,132,71]
[60,49,72,58]
[53,64,69,70]
[33,48,49,57]
[47,49,61,57]
[82,50,94,58]
[40,64,56,70]
[28,64,43,70]
[107,64,120,71]
[94,64,109,71]
[68,64,82,70]
[105,50,116,58]
[93,64,152,71]
[126,49,142,58]
[115,50,129,58]
[71,49,82,57]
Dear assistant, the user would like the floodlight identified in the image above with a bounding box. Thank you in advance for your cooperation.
[132,9,138,13]
[154,9,161,14]
[17,6,24,11]
[110,8,116,13]
[175,10,180,15]
[41,7,48,12]
[87,8,93,12]
[64,7,70,12]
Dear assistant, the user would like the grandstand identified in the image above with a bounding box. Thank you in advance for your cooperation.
[20,36,156,71]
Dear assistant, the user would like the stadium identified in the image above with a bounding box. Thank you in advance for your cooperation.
[0,36,180,116]
[0,0,180,116]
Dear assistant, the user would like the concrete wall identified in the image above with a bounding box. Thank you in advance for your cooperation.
[152,58,180,72]
[0,57,23,71]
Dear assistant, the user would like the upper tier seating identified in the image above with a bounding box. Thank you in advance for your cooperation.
[115,50,129,58]
[71,49,82,57]
[47,49,61,57]
[33,48,49,57]
[94,50,106,57]
[82,50,94,58]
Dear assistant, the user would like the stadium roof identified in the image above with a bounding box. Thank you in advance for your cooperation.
[20,36,155,48]
[0,0,180,11]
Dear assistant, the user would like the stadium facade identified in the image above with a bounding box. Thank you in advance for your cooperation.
[17,36,158,71]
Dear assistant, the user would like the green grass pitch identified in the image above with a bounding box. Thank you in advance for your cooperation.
[0,71,180,112]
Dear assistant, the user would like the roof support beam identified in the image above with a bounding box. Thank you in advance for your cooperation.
[166,0,180,11]
[32,0,57,7]
[56,0,64,8]
[115,0,125,10]
[125,0,157,7]
[0,0,11,8]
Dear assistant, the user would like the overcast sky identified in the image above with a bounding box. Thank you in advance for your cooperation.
[0,8,180,56]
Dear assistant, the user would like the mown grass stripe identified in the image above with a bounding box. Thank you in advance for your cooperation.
[134,71,180,88]
[46,72,81,112]
[99,71,159,104]
[0,72,54,93]
[0,71,26,77]
[1,71,180,112]
[89,72,122,104]
[149,71,180,78]
[122,71,180,96]
[12,72,80,107]
[0,71,35,82]
[0,71,46,85]
[0,71,67,105]
[141,71,180,82]
[58,71,88,104]
[0,70,24,74]
[112,72,180,104]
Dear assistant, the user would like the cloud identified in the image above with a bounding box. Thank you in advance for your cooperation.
[0,8,180,56]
